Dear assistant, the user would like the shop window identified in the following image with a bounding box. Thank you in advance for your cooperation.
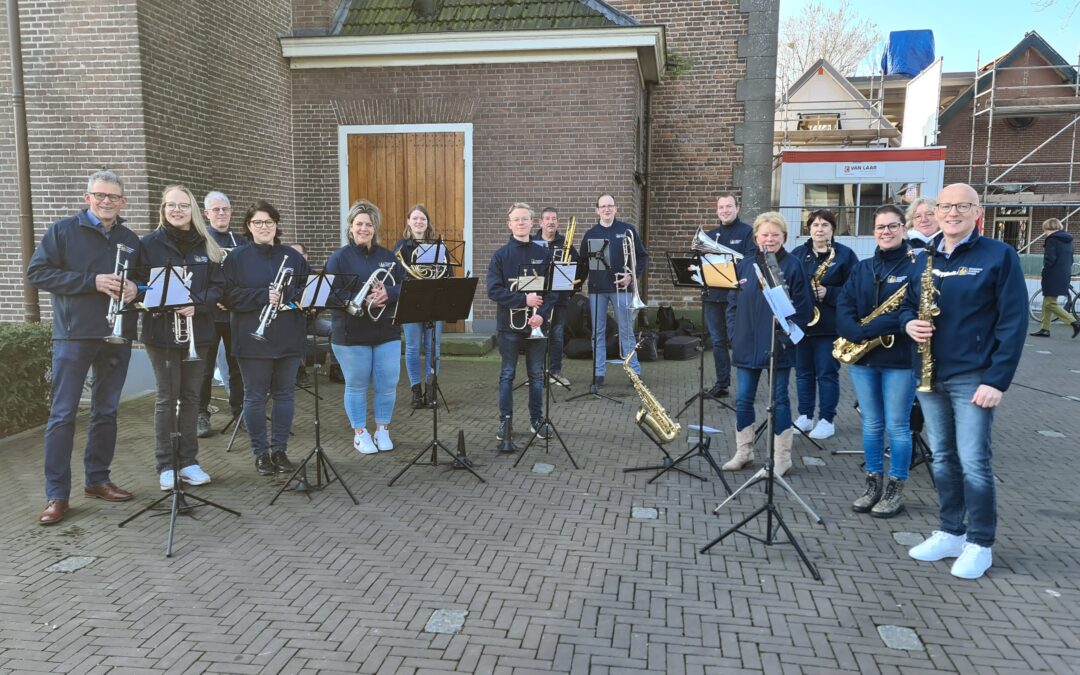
[802,182,889,237]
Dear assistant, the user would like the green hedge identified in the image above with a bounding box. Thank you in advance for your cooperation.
[0,322,52,438]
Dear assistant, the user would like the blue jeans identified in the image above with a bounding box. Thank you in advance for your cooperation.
[43,339,132,499]
[916,370,997,547]
[549,304,567,374]
[591,292,638,376]
[735,367,792,433]
[238,356,300,456]
[848,364,916,480]
[403,321,441,386]
[332,341,401,429]
[703,300,731,388]
[146,345,208,473]
[795,335,840,422]
[498,331,545,422]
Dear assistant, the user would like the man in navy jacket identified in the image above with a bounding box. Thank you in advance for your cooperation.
[702,193,756,396]
[26,170,141,526]
[900,183,1028,580]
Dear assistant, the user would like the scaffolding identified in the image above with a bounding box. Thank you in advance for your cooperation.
[774,64,898,149]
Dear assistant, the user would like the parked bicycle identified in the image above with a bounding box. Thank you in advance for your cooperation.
[1029,277,1080,324]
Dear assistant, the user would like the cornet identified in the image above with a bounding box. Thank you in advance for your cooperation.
[172,268,200,361]
[346,267,396,321]
[104,244,129,345]
[616,229,647,310]
[509,273,546,339]
[251,256,294,342]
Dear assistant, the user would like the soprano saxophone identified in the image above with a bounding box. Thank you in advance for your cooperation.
[915,253,940,393]
[623,341,681,443]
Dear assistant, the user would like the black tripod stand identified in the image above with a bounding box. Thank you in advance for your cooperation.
[568,241,621,405]
[675,292,735,419]
[700,259,823,581]
[515,304,579,470]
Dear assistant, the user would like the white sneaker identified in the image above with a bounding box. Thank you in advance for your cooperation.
[794,415,814,432]
[951,542,993,579]
[354,429,378,455]
[808,419,835,439]
[179,464,211,486]
[374,427,394,452]
[159,470,175,491]
[909,530,967,561]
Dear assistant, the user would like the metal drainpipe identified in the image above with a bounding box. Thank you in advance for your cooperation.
[8,0,39,322]
[640,82,652,300]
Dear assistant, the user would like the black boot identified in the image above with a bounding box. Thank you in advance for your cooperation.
[410,384,425,409]
[871,478,906,518]
[255,453,276,476]
[1030,329,1051,337]
[1072,321,1080,339]
[852,472,883,513]
[271,450,295,473]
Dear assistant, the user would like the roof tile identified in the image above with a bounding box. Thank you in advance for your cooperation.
[338,0,636,36]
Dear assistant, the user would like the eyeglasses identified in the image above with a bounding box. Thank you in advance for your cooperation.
[207,207,232,214]
[874,223,904,232]
[89,192,124,203]
[597,204,616,210]
[934,202,977,214]
[165,202,192,211]
[509,217,533,224]
[249,219,276,228]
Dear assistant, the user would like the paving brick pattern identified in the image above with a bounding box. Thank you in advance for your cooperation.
[2,331,1079,673]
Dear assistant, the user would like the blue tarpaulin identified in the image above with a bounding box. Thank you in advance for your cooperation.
[881,30,935,77]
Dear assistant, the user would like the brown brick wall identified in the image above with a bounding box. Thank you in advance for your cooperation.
[291,61,642,323]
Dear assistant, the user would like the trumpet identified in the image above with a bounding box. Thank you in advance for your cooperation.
[172,268,200,361]
[617,229,647,310]
[251,255,293,342]
[104,244,129,345]
[346,267,396,321]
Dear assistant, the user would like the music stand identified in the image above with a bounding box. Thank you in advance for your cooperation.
[271,271,359,504]
[567,239,621,404]
[119,263,241,557]
[388,276,485,486]
[701,255,823,581]
[413,238,463,413]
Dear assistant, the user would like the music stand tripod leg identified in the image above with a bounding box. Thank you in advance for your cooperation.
[514,329,578,469]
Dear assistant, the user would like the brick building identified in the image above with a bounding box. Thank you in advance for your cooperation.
[1,0,779,327]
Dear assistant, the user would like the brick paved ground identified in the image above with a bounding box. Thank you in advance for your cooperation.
[2,326,1079,674]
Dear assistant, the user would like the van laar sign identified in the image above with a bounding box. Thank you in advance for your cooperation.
[836,163,883,178]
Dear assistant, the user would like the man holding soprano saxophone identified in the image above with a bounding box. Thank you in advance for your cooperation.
[27,170,142,525]
[899,183,1027,580]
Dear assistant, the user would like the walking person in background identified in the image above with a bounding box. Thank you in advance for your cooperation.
[1029,217,1078,338]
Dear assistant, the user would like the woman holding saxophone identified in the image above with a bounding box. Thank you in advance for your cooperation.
[790,209,857,440]
[721,212,812,477]
[138,185,224,490]
[326,200,404,455]
[835,205,918,518]
[223,200,309,476]
[393,204,443,409]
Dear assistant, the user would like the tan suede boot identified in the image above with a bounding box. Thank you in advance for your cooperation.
[722,426,756,470]
[773,427,794,477]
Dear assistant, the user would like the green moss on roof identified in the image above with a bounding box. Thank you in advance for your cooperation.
[337,0,637,36]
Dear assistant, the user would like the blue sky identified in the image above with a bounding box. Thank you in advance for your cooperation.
[779,0,1080,74]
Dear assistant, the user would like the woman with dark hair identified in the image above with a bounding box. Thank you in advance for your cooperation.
[836,204,919,517]
[721,212,813,476]
[138,185,224,489]
[790,209,857,440]
[1030,218,1079,338]
[393,204,443,408]
[326,200,404,454]
[223,200,310,476]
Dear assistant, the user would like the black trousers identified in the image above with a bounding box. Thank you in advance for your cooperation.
[199,320,244,416]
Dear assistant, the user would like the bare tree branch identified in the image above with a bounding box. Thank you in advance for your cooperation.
[776,0,881,98]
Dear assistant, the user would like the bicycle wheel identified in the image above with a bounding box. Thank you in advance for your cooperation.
[1029,289,1043,323]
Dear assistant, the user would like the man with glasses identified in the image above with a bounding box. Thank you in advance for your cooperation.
[27,170,142,525]
[197,191,244,436]
[582,194,649,391]
[899,183,1027,579]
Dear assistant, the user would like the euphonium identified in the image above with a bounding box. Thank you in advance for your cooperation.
[619,229,647,310]
[806,245,835,327]
[346,267,396,320]
[251,255,293,342]
[831,284,908,364]
[915,253,940,393]
[624,341,681,443]
[104,244,129,345]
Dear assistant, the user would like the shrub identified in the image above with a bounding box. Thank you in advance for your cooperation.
[0,322,52,438]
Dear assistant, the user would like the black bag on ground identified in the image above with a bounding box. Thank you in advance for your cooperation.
[657,329,678,349]
[564,337,592,359]
[565,294,591,339]
[636,330,659,362]
[664,335,699,360]
[656,305,677,332]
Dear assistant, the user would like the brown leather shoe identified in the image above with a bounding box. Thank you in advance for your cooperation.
[84,483,134,502]
[38,499,69,525]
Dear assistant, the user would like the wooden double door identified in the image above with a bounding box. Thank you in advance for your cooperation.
[347,132,466,331]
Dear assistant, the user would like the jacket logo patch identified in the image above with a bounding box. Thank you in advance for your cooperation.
[195,255,209,263]
[379,262,394,269]
[730,239,743,244]
[886,275,907,283]
[119,244,135,254]
[935,267,982,278]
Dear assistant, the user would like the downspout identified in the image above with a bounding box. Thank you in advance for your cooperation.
[639,81,652,300]
[7,0,39,322]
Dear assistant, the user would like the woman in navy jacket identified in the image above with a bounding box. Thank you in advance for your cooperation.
[836,205,918,518]
[223,200,310,476]
[326,200,404,455]
[1030,218,1078,338]
[138,185,225,490]
[393,204,443,409]
[721,212,812,477]
[789,209,857,440]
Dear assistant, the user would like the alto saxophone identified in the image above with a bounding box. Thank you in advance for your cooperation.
[624,342,681,443]
[832,284,908,364]
[915,253,940,392]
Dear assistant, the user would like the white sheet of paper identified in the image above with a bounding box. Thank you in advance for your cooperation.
[300,273,335,309]
[144,267,191,308]
[754,263,804,344]
[415,243,448,265]
[551,263,576,291]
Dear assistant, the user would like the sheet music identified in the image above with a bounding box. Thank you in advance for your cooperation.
[300,273,335,309]
[754,263,803,344]
[144,267,191,308]
[415,243,448,265]
[551,263,577,292]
